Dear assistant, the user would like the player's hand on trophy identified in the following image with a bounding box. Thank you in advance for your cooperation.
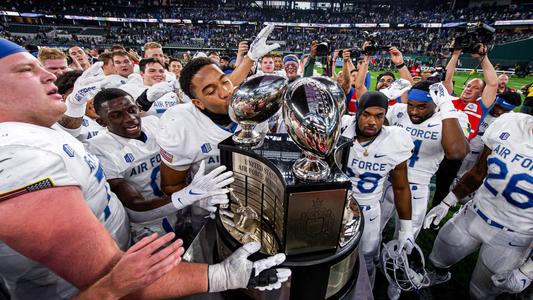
[492,267,532,293]
[147,81,175,103]
[423,192,458,229]
[208,242,291,292]
[171,160,233,210]
[247,24,280,61]
[379,78,412,100]
[397,219,414,254]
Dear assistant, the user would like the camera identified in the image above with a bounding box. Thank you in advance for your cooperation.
[427,66,447,83]
[316,40,331,57]
[362,36,391,54]
[453,23,495,54]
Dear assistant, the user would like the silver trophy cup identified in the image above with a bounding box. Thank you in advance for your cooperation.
[312,76,346,116]
[229,74,288,147]
[283,77,341,182]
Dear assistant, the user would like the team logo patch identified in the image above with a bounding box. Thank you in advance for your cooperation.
[0,178,54,202]
[82,118,89,127]
[160,148,174,162]
[62,144,75,157]
[465,103,478,112]
[201,143,212,154]
[397,112,404,119]
[124,153,135,163]
[499,132,510,140]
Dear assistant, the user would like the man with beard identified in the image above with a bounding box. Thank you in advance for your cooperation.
[340,91,414,286]
[379,81,470,299]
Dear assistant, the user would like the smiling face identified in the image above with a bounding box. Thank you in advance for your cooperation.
[0,52,65,127]
[190,64,234,115]
[97,96,142,139]
[141,62,165,86]
[461,78,483,102]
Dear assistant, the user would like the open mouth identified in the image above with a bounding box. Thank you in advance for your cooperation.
[125,124,140,134]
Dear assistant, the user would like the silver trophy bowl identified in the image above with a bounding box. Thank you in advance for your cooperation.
[229,74,288,147]
[312,76,346,116]
[283,77,341,182]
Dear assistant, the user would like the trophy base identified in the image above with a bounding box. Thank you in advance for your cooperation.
[232,129,263,147]
[292,156,330,182]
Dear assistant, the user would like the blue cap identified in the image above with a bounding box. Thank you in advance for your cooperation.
[495,96,516,111]
[0,39,27,59]
[408,89,433,102]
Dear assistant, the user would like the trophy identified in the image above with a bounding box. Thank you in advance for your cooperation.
[215,77,364,299]
[283,77,341,182]
[229,74,288,147]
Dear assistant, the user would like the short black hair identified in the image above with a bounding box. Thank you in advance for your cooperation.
[139,57,164,73]
[410,80,433,92]
[179,57,216,99]
[377,72,396,84]
[498,91,522,107]
[56,70,83,95]
[93,88,133,115]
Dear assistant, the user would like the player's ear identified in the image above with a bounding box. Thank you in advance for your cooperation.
[191,98,205,110]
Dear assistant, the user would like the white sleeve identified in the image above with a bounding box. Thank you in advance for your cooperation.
[392,129,415,165]
[481,113,510,150]
[386,104,398,125]
[156,117,197,171]
[0,146,80,199]
[87,144,121,179]
[341,115,355,131]
[457,111,471,139]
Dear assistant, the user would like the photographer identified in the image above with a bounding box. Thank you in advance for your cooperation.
[354,42,414,103]
[432,42,498,209]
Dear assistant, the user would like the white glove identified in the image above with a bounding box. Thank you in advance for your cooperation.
[397,219,414,254]
[147,81,175,103]
[65,67,105,118]
[170,161,234,210]
[74,62,104,87]
[247,25,281,61]
[194,193,229,219]
[208,241,291,292]
[423,192,459,229]
[429,82,458,119]
[379,79,412,100]
[127,73,144,86]
[492,268,532,293]
[100,74,128,89]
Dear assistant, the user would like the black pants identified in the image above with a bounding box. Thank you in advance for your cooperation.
[431,157,463,208]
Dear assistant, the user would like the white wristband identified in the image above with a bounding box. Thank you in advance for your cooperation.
[442,192,459,207]
[399,219,412,232]
[126,202,179,223]
[438,101,459,120]
[64,96,87,118]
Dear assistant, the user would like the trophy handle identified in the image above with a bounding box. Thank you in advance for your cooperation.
[232,122,263,147]
[292,151,330,182]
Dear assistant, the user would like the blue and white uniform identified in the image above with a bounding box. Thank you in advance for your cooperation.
[430,113,533,300]
[0,122,129,299]
[87,116,178,242]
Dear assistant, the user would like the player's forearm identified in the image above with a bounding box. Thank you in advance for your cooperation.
[58,115,83,130]
[452,170,484,201]
[441,118,469,160]
[354,57,368,89]
[229,56,254,87]
[393,186,412,220]
[71,273,121,300]
[342,60,354,92]
[127,263,208,299]
[303,57,315,77]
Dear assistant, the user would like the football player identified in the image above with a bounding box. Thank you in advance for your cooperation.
[380,81,470,299]
[0,38,289,300]
[340,91,414,285]
[87,88,232,242]
[423,112,533,300]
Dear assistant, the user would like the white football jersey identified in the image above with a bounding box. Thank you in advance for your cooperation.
[87,116,178,240]
[78,116,105,143]
[118,82,146,100]
[458,113,496,177]
[386,103,470,185]
[0,122,130,299]
[341,116,414,203]
[475,113,533,234]
[156,103,235,177]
